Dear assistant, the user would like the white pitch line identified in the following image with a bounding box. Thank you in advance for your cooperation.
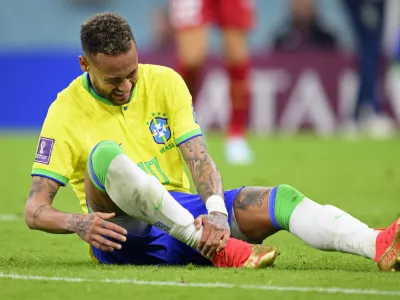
[0,273,399,297]
[0,214,22,221]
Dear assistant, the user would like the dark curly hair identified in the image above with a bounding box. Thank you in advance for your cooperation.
[80,12,135,57]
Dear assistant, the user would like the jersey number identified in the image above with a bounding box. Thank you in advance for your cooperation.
[137,158,170,184]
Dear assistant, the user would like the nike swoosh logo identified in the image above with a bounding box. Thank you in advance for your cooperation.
[154,191,164,211]
[334,213,345,219]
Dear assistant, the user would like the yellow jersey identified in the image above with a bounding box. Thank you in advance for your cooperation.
[32,64,201,213]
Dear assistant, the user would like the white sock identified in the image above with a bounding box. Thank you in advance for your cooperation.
[289,198,379,259]
[105,154,201,248]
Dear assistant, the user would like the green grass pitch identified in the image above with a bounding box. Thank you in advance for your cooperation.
[1,133,400,299]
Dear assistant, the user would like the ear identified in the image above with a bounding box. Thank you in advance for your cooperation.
[79,55,90,72]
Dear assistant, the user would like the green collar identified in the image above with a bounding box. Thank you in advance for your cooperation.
[82,73,136,106]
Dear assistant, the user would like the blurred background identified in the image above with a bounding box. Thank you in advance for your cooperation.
[0,0,399,137]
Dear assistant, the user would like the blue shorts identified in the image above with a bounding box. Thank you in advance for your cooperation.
[92,188,243,266]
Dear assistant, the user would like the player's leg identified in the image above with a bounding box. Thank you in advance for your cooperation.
[169,0,209,100]
[85,140,202,248]
[169,190,278,268]
[85,140,278,268]
[217,0,254,164]
[232,185,400,271]
[342,0,394,138]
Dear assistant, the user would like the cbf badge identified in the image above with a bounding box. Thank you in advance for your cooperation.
[148,113,171,145]
[35,137,55,164]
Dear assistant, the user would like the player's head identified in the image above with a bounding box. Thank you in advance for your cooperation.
[79,12,138,106]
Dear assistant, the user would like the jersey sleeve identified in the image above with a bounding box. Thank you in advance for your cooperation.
[31,101,81,186]
[167,70,202,146]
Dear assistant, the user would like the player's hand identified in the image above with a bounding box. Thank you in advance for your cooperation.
[194,212,230,259]
[71,212,127,252]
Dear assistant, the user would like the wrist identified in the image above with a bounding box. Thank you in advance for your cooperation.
[205,195,228,216]
[210,211,228,219]
[66,214,84,233]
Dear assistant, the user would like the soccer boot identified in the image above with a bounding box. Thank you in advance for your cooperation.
[212,238,279,269]
[242,244,280,269]
[375,218,400,272]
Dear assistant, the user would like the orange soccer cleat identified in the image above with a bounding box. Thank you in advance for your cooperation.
[375,218,400,272]
[211,238,279,269]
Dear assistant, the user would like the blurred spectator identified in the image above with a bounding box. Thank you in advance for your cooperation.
[149,5,176,53]
[169,0,255,165]
[273,0,338,51]
[395,29,400,63]
[342,0,395,139]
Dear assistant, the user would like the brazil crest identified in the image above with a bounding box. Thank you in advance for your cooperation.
[149,117,171,145]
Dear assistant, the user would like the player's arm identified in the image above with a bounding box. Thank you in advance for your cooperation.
[25,175,92,235]
[25,175,126,251]
[24,175,71,233]
[179,136,230,256]
[179,136,224,206]
[169,66,230,256]
[26,99,126,251]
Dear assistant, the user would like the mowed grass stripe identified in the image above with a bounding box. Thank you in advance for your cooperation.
[0,214,23,221]
[1,273,400,297]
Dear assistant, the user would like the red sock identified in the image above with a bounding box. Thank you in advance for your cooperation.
[226,61,251,137]
[176,61,201,105]
[212,238,252,268]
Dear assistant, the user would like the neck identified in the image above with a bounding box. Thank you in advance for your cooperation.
[87,73,103,97]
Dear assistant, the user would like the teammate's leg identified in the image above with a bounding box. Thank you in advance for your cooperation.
[169,0,209,100]
[232,185,400,271]
[218,0,254,164]
[85,140,278,267]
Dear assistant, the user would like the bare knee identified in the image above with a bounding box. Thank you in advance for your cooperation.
[84,169,125,216]
[233,187,278,242]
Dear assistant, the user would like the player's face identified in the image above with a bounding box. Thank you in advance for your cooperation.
[80,41,139,106]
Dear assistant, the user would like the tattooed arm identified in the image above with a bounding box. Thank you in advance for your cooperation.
[24,176,74,233]
[179,136,224,204]
[25,176,127,251]
[179,136,230,257]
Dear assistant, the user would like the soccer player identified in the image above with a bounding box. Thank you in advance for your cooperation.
[25,13,400,271]
[169,0,254,165]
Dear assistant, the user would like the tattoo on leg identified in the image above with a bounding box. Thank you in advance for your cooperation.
[235,188,269,210]
[88,200,105,213]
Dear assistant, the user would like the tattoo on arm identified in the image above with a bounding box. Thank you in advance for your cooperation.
[182,137,223,203]
[67,214,94,239]
[184,140,193,152]
[27,176,60,228]
[234,188,269,210]
[28,176,59,201]
[33,204,48,227]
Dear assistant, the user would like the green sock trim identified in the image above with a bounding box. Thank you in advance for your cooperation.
[274,184,305,231]
[88,140,125,192]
